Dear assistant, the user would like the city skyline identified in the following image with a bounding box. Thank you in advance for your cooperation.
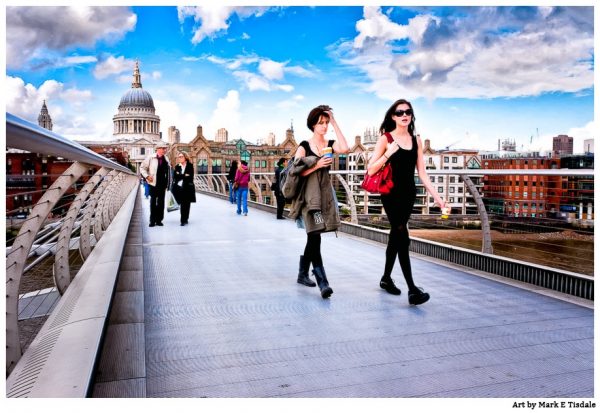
[4,4,596,153]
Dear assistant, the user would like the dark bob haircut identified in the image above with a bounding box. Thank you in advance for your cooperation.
[306,104,332,132]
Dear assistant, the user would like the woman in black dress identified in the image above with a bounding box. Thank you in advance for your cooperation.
[173,151,196,226]
[367,99,446,305]
[293,105,349,298]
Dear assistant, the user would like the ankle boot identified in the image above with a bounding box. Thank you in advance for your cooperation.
[408,287,430,305]
[312,266,333,299]
[380,275,401,295]
[297,255,316,287]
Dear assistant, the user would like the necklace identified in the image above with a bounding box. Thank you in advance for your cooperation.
[390,133,412,150]
[309,138,326,155]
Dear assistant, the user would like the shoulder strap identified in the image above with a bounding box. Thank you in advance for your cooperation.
[384,132,393,143]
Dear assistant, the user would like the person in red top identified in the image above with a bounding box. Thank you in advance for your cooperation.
[234,160,250,216]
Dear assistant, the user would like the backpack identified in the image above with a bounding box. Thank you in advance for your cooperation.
[279,159,299,201]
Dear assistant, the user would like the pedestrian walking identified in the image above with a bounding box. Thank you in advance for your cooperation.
[288,104,349,298]
[274,157,287,219]
[227,160,238,204]
[143,178,150,199]
[366,99,446,305]
[140,142,171,227]
[172,151,196,226]
[234,160,250,216]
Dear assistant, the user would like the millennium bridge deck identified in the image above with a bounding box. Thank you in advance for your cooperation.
[92,191,594,399]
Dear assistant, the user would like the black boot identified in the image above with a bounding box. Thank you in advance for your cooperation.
[297,255,316,287]
[408,287,430,305]
[380,275,401,295]
[312,266,333,299]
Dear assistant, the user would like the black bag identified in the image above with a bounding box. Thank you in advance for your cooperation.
[271,181,278,191]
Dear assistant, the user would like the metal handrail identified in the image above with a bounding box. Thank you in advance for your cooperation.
[6,113,138,375]
[196,168,593,271]
[6,112,133,175]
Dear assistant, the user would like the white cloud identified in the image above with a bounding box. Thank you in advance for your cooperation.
[154,99,200,143]
[208,90,241,139]
[276,94,304,110]
[6,6,136,70]
[94,56,135,79]
[151,71,162,80]
[233,71,271,91]
[338,6,594,100]
[6,75,98,139]
[552,121,595,154]
[258,59,285,80]
[177,6,272,44]
[206,53,311,93]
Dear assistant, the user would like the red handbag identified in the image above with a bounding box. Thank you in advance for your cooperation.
[361,133,394,195]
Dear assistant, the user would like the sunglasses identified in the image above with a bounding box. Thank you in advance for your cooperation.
[394,109,413,117]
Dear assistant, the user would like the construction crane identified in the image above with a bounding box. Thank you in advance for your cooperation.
[444,140,461,150]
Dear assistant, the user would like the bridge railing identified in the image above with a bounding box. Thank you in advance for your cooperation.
[195,167,594,301]
[5,113,139,390]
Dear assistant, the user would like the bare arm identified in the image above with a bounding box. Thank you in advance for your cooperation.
[415,136,446,208]
[328,111,349,154]
[366,134,401,176]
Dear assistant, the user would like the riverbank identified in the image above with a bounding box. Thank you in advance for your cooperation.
[410,228,594,276]
[411,228,593,243]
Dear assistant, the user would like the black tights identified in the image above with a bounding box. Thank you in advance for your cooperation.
[383,223,416,291]
[303,233,323,268]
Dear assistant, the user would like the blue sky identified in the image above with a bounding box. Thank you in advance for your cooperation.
[4,4,596,153]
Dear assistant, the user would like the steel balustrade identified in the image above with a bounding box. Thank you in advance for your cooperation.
[5,113,138,376]
[194,168,593,301]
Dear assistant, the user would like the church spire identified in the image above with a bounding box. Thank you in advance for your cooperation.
[132,59,142,88]
[38,100,53,131]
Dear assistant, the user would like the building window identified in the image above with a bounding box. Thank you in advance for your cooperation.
[438,187,443,193]
[444,156,449,162]
[430,176,435,182]
[438,176,444,183]
[255,160,260,168]
[458,197,463,203]
[449,187,455,193]
[449,197,455,203]
[140,147,145,155]
[262,160,267,168]
[452,157,458,163]
[450,176,455,183]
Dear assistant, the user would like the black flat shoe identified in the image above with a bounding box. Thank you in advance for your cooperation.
[380,278,401,295]
[149,222,155,227]
[156,222,163,226]
[408,287,430,305]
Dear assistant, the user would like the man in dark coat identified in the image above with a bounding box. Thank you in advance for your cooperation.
[274,157,287,219]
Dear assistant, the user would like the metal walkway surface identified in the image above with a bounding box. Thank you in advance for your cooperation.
[138,192,593,398]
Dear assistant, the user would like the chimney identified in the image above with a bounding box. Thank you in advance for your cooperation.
[355,135,361,146]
